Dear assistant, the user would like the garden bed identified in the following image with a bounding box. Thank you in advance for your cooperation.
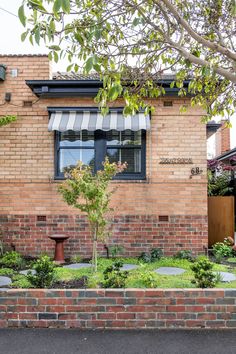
[1,251,236,329]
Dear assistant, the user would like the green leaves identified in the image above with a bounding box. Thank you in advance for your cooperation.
[20,0,236,119]
[53,0,62,14]
[0,115,17,127]
[61,0,70,13]
[52,0,70,14]
[18,5,26,27]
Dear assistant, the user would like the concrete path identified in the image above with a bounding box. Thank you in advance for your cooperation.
[0,329,236,354]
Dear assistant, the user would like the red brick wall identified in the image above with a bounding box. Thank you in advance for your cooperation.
[0,289,235,329]
[0,55,208,256]
[0,214,208,257]
[215,120,231,156]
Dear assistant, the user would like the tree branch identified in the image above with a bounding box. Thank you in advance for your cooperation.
[159,0,236,62]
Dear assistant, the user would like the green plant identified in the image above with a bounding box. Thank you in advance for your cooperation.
[0,251,25,270]
[138,248,163,263]
[150,248,163,260]
[191,257,217,288]
[175,250,194,261]
[58,158,126,272]
[70,254,82,263]
[109,245,124,258]
[11,274,32,289]
[0,268,16,277]
[0,115,17,127]
[102,260,128,288]
[212,241,232,263]
[137,271,159,288]
[26,255,56,288]
[208,170,233,196]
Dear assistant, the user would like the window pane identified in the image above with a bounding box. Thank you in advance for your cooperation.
[121,130,141,146]
[59,149,95,172]
[60,131,94,147]
[106,130,142,146]
[106,130,120,146]
[107,148,141,173]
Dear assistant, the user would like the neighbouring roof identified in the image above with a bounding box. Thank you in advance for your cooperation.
[206,120,221,138]
[217,147,236,162]
[52,71,177,81]
[0,54,48,57]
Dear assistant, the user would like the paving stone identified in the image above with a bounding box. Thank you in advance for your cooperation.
[63,263,92,269]
[155,267,186,275]
[19,269,36,276]
[121,264,139,271]
[214,271,236,282]
[0,276,12,286]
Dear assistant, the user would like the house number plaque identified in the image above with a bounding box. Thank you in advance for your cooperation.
[160,158,193,164]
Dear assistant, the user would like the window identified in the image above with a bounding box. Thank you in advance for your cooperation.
[55,129,146,179]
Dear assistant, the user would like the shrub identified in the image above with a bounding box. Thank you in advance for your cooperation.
[212,241,232,263]
[27,255,56,288]
[139,248,163,263]
[137,271,159,288]
[0,251,25,270]
[109,245,125,258]
[191,257,217,288]
[102,260,128,288]
[175,250,194,261]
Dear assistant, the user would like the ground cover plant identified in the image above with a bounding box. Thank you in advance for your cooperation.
[2,249,236,289]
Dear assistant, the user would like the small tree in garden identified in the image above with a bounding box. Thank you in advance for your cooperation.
[58,158,127,271]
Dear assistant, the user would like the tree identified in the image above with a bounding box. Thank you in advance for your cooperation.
[58,159,126,271]
[19,0,236,119]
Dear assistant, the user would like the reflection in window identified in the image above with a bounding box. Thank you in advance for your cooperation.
[56,129,145,179]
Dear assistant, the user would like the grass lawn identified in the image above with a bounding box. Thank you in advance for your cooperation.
[2,254,236,289]
[51,257,236,289]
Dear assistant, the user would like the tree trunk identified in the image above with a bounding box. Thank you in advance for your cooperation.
[92,225,98,272]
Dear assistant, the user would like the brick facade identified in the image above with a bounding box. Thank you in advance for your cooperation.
[0,289,236,329]
[0,55,208,257]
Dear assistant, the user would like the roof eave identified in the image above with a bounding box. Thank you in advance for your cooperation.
[26,79,191,98]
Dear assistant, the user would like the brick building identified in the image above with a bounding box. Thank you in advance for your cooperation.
[0,55,210,258]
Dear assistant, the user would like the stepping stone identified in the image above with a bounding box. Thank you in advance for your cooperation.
[0,276,12,287]
[19,269,36,276]
[214,271,236,282]
[63,263,92,269]
[155,267,186,275]
[121,264,138,271]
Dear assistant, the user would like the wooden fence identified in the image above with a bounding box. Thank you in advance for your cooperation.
[208,196,235,247]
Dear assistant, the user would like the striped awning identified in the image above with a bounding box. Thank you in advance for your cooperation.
[48,110,150,132]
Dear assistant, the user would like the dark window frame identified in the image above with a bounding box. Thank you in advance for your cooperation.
[54,130,146,180]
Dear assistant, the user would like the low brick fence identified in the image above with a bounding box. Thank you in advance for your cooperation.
[0,288,236,329]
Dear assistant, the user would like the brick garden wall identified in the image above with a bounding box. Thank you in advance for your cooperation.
[0,289,236,329]
[0,55,208,257]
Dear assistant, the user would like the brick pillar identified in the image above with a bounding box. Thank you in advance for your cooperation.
[215,120,230,156]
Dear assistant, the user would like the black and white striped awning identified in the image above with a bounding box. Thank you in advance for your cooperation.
[48,110,150,132]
